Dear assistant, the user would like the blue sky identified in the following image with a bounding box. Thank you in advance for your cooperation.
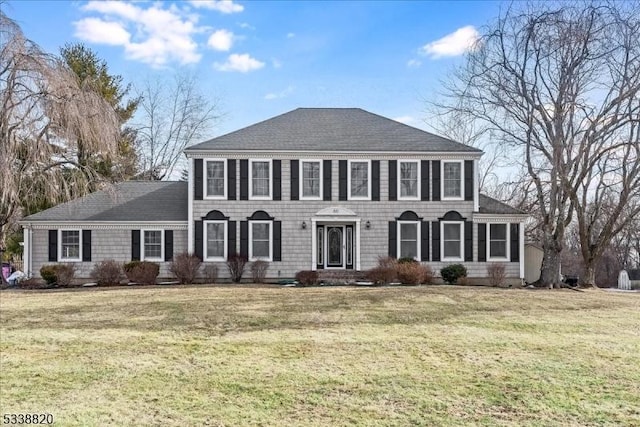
[5,0,504,137]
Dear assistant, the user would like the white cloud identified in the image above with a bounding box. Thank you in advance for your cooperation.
[214,53,264,72]
[239,22,254,30]
[74,18,130,45]
[287,32,295,38]
[420,25,480,58]
[76,1,201,67]
[407,59,421,68]
[264,85,294,100]
[189,0,244,14]
[207,29,234,51]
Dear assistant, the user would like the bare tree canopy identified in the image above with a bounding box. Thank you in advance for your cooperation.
[434,1,640,287]
[134,73,220,180]
[0,12,121,246]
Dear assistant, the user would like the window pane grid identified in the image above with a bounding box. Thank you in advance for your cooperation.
[251,162,270,197]
[399,223,418,259]
[207,223,225,258]
[443,162,461,198]
[144,231,162,259]
[400,162,418,197]
[206,161,225,197]
[61,231,80,259]
[350,162,369,197]
[443,223,461,258]
[251,222,271,259]
[302,162,320,197]
[489,224,507,258]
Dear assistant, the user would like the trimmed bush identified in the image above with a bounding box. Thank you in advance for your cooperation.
[203,264,219,283]
[367,267,397,285]
[396,262,434,285]
[90,260,123,286]
[441,264,468,285]
[295,270,319,286]
[226,253,247,283]
[123,261,160,285]
[170,252,202,284]
[250,260,269,283]
[487,262,506,287]
[39,264,76,286]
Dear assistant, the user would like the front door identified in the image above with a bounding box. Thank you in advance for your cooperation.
[326,226,344,268]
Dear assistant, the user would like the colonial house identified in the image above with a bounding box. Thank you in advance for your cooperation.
[20,108,527,284]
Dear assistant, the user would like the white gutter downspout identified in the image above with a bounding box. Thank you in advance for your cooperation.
[23,225,32,277]
[519,222,525,282]
[187,157,194,254]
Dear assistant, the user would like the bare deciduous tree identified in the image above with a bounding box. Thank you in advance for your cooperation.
[134,73,220,180]
[433,2,640,287]
[0,12,120,250]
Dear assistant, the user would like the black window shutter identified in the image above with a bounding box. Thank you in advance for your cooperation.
[465,160,473,201]
[388,160,397,201]
[273,221,282,261]
[317,225,324,269]
[240,159,248,200]
[372,160,380,201]
[421,221,430,261]
[82,230,91,262]
[194,159,203,200]
[432,221,440,261]
[290,160,299,200]
[194,221,203,260]
[421,160,430,201]
[240,221,249,258]
[339,160,347,201]
[432,160,441,201]
[131,230,141,261]
[273,160,281,200]
[323,160,332,201]
[228,221,236,259]
[164,230,174,261]
[48,230,58,262]
[388,221,397,258]
[510,224,520,262]
[478,223,487,262]
[227,159,236,200]
[465,221,473,262]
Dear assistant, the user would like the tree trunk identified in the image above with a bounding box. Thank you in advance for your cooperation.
[582,263,598,288]
[535,233,563,288]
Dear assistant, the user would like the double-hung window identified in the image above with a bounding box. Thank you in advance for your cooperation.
[488,223,509,260]
[143,230,163,261]
[250,159,272,199]
[348,160,370,200]
[59,230,81,261]
[249,221,272,261]
[399,160,419,199]
[205,221,227,261]
[301,160,321,199]
[398,221,420,260]
[205,159,226,199]
[442,222,463,261]
[442,161,463,200]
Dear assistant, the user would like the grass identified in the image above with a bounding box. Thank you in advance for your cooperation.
[1,285,639,426]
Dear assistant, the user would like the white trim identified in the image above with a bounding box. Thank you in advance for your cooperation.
[442,160,464,201]
[249,159,273,200]
[324,225,346,269]
[185,150,483,160]
[397,220,421,261]
[397,159,420,201]
[473,159,480,212]
[204,158,227,200]
[473,214,528,223]
[249,220,272,261]
[203,220,227,262]
[28,222,187,230]
[188,157,194,254]
[487,223,510,261]
[58,229,82,262]
[519,223,525,279]
[141,229,164,262]
[347,159,371,200]
[441,221,464,262]
[299,159,323,200]
[23,227,31,276]
[311,217,361,271]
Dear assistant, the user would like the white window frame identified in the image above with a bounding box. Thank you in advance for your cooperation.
[249,220,273,261]
[204,220,228,262]
[398,159,420,201]
[249,159,272,200]
[487,223,510,261]
[441,160,464,201]
[441,221,464,262]
[397,221,421,261]
[141,229,164,262]
[58,229,82,262]
[300,159,323,200]
[347,159,371,200]
[204,158,227,200]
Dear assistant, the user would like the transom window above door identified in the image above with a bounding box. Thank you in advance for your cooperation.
[250,159,272,199]
[205,159,226,198]
[301,160,321,199]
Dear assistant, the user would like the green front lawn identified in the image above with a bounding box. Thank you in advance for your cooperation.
[1,286,638,426]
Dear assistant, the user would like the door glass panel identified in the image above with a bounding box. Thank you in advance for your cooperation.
[327,227,343,266]
[346,227,353,266]
[317,226,324,265]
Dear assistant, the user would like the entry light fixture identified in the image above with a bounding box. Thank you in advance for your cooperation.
[302,221,307,229]
[365,220,371,229]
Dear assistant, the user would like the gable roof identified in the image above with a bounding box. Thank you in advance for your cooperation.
[478,194,526,215]
[21,181,188,222]
[185,108,482,154]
